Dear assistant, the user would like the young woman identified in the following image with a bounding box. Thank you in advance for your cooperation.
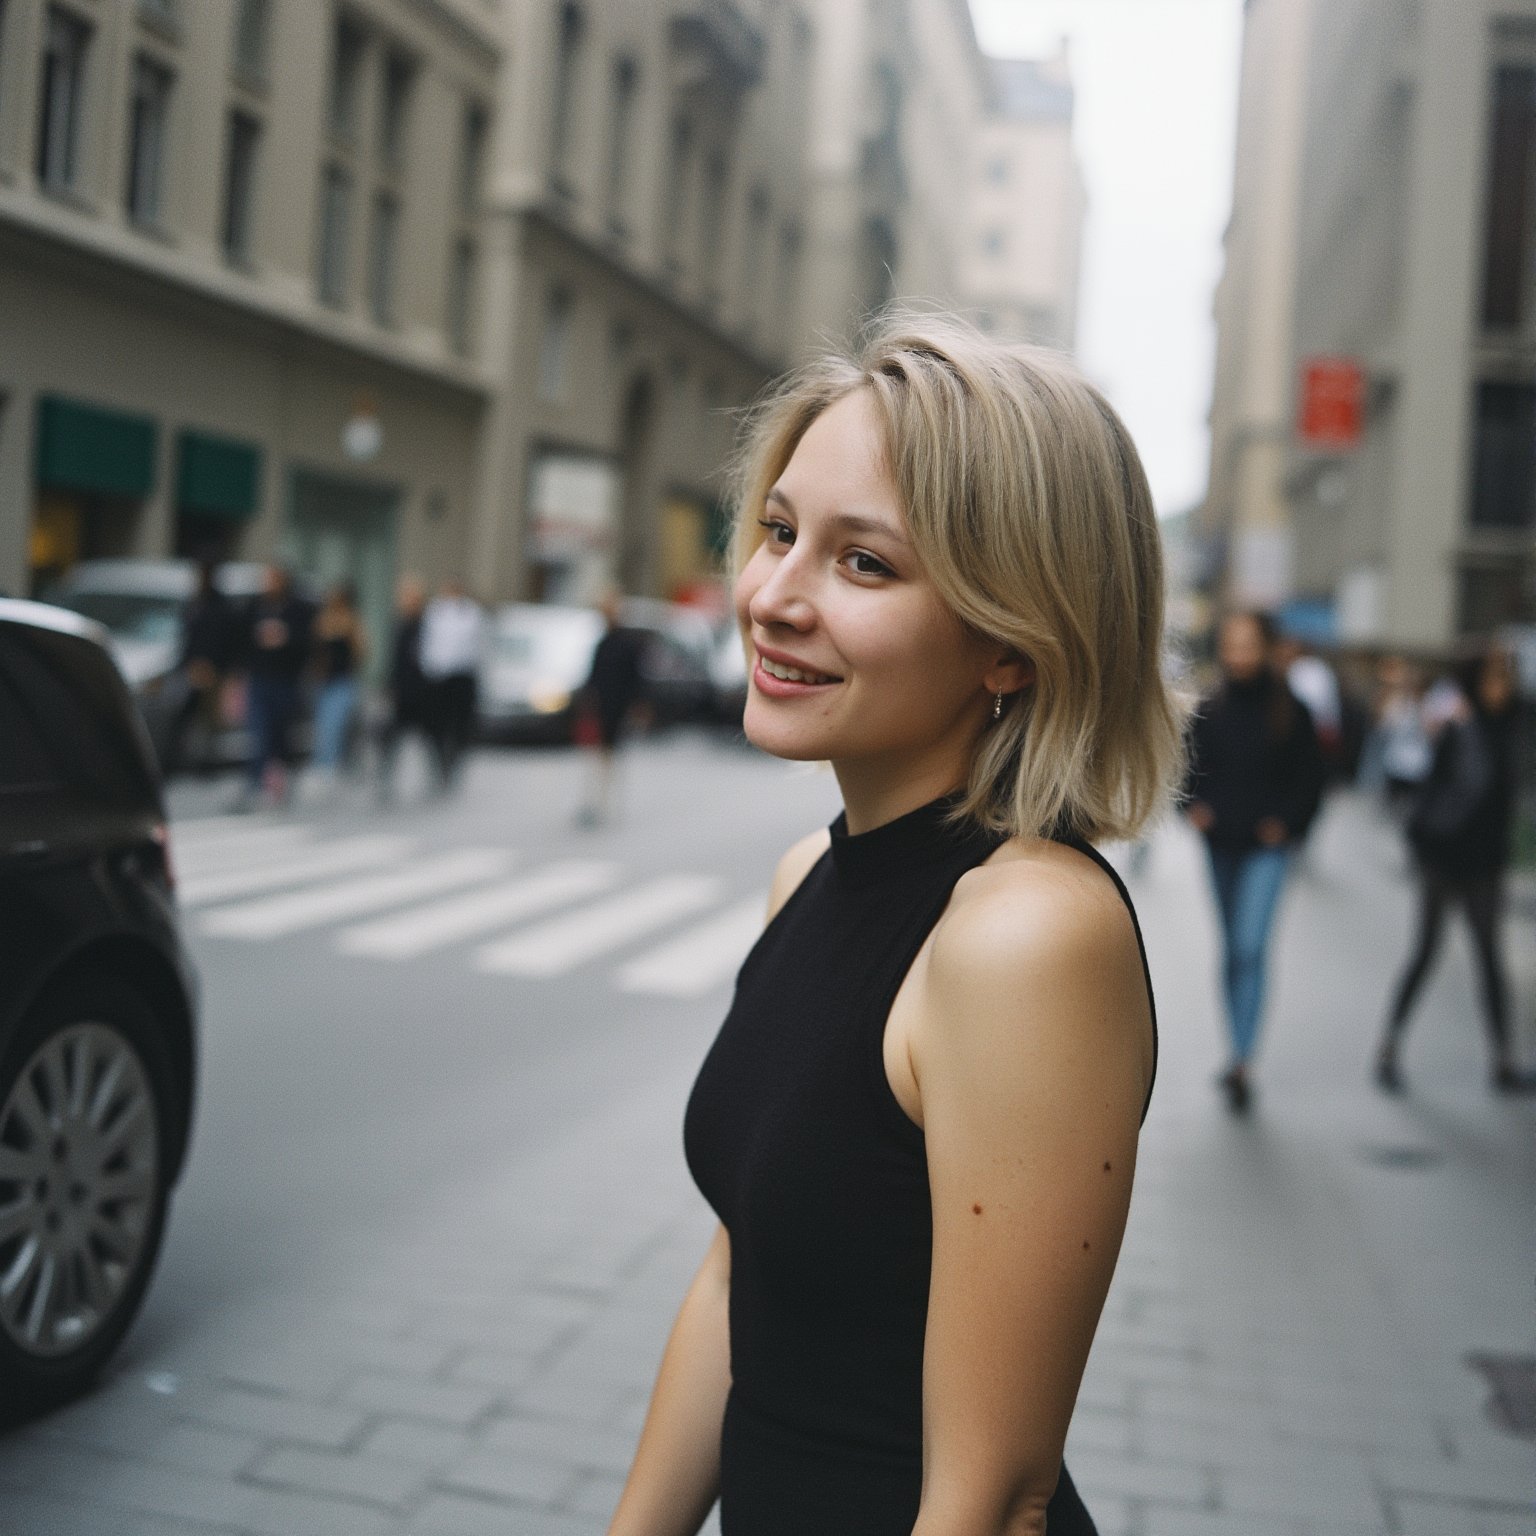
[1183,612,1324,1113]
[1376,646,1531,1094]
[310,580,368,782]
[607,317,1184,1536]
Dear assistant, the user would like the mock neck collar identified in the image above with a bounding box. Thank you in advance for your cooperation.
[828,792,989,889]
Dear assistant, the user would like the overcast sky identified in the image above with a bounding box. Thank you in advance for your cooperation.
[968,0,1245,515]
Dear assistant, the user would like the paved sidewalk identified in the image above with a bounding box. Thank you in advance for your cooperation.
[0,792,1531,1535]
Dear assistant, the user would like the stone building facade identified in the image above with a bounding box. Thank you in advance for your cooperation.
[1205,0,1536,651]
[0,0,501,656]
[0,0,1086,619]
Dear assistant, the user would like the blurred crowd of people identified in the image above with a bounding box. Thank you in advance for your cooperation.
[1183,613,1532,1111]
[172,561,491,810]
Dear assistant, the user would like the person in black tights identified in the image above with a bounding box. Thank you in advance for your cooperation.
[608,315,1186,1536]
[1375,646,1532,1094]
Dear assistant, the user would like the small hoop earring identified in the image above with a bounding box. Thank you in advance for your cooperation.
[992,690,1004,721]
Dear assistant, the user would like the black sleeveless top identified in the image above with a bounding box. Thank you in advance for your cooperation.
[682,794,1157,1536]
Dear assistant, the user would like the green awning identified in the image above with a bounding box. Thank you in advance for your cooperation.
[177,430,261,520]
[35,395,158,499]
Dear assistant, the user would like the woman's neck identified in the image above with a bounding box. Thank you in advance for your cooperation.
[833,746,973,836]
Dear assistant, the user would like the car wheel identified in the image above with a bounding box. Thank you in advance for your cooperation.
[0,977,175,1421]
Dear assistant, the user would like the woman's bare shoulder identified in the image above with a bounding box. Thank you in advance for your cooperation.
[765,827,832,923]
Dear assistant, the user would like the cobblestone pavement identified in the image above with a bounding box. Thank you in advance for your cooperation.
[0,790,1531,1536]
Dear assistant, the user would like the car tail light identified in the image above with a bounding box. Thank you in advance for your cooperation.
[150,821,176,895]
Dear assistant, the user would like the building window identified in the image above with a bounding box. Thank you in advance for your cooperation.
[379,48,414,171]
[447,236,476,356]
[221,108,260,263]
[743,185,769,322]
[550,2,584,187]
[367,191,398,324]
[231,0,270,86]
[664,114,694,268]
[537,286,574,402]
[316,163,353,306]
[327,13,367,144]
[36,6,92,193]
[605,54,638,233]
[125,54,173,227]
[138,0,178,24]
[458,101,487,217]
[1482,65,1536,330]
[1470,382,1536,530]
[699,151,728,299]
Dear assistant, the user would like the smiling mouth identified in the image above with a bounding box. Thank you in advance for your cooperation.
[758,655,842,685]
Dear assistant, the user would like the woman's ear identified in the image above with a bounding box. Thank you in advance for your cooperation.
[985,653,1035,697]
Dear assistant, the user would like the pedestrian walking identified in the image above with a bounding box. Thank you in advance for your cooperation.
[233,564,313,810]
[574,589,649,827]
[1366,655,1432,818]
[1375,645,1533,1095]
[418,578,485,790]
[308,580,368,789]
[608,315,1184,1536]
[170,559,238,774]
[1184,611,1325,1113]
[376,574,432,801]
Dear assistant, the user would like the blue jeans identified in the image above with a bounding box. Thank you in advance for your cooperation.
[313,677,360,772]
[246,675,299,790]
[1206,845,1292,1064]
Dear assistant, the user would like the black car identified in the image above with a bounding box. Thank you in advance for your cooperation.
[0,598,198,1420]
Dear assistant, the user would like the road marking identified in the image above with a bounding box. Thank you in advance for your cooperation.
[172,825,316,878]
[475,875,722,978]
[201,849,511,940]
[616,893,767,998]
[178,836,412,908]
[337,861,619,959]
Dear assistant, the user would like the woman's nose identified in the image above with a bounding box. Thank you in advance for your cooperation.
[745,549,815,631]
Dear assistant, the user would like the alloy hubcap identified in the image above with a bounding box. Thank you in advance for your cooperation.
[0,1023,159,1357]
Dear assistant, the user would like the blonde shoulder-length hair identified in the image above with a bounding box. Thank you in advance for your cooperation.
[729,311,1188,845]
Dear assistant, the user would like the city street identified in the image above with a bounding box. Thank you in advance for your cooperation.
[0,732,1531,1536]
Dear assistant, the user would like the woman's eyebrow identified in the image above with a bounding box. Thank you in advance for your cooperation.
[766,487,907,546]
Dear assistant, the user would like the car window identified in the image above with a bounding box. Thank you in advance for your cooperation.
[55,591,183,645]
[0,671,61,793]
[0,630,159,808]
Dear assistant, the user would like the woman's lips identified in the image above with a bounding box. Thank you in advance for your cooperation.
[752,656,841,698]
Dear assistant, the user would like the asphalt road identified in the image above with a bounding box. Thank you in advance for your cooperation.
[134,731,844,1372]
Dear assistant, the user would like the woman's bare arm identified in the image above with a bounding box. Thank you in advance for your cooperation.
[606,1223,732,1536]
[910,854,1153,1536]
[608,831,827,1534]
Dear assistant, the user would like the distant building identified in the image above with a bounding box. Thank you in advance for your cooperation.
[962,48,1085,352]
[476,0,815,607]
[1201,0,1318,618]
[794,0,989,349]
[0,0,1093,616]
[0,0,501,657]
[1205,0,1536,652]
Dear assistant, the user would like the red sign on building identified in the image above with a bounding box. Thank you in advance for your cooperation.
[1298,357,1365,450]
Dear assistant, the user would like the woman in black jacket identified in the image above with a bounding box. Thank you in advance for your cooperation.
[1376,647,1531,1094]
[1184,612,1325,1111]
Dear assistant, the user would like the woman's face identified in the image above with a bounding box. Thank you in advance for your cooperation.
[1218,615,1268,683]
[734,390,1002,782]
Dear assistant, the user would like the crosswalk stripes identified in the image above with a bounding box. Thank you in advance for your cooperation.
[200,849,512,940]
[172,825,315,879]
[337,861,620,960]
[616,893,767,998]
[179,823,766,997]
[475,874,722,978]
[178,835,411,908]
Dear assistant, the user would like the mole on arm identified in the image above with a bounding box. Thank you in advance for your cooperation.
[1082,1241,1091,1251]
[971,1203,983,1215]
[1103,1162,1112,1173]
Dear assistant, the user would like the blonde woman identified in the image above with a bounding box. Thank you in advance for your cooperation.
[608,317,1184,1536]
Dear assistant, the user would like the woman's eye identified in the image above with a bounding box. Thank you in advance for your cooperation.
[756,517,794,546]
[849,552,892,577]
